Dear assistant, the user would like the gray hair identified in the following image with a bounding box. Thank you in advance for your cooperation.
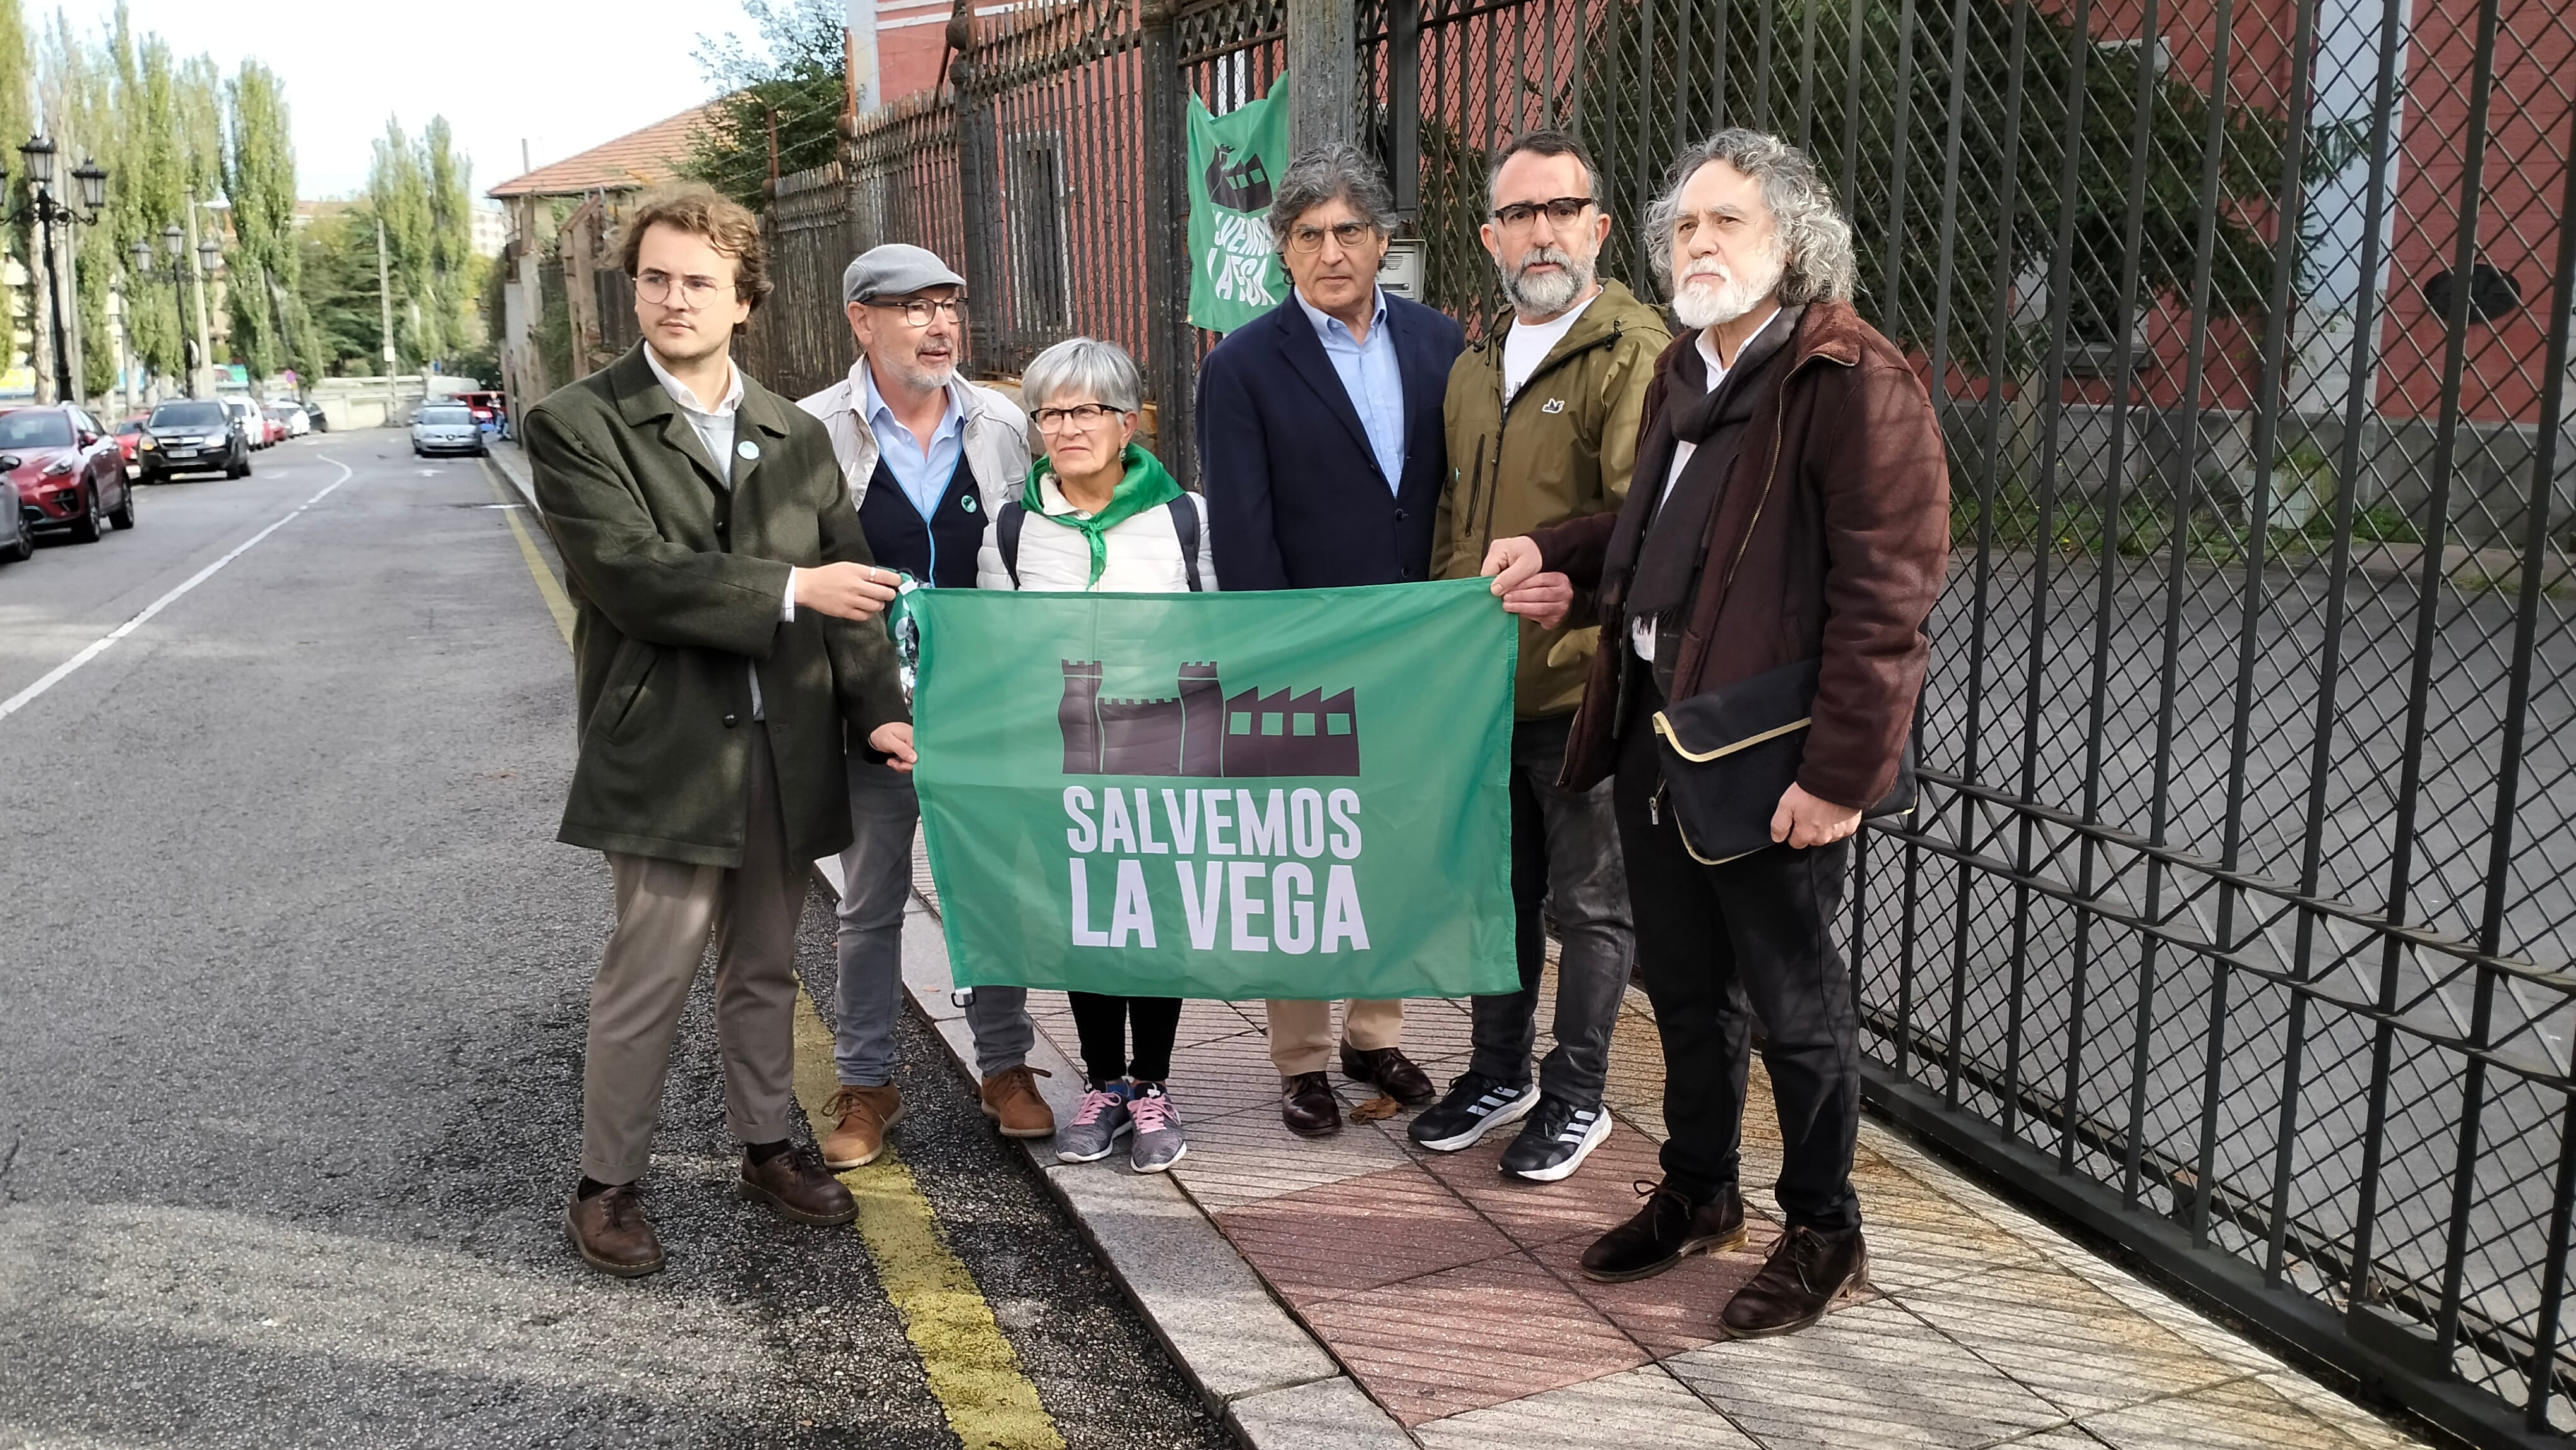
[1643,129,1856,304]
[1021,335,1144,414]
[1486,129,1604,219]
[1266,142,1398,247]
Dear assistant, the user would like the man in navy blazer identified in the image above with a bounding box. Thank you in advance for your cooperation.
[1196,143,1465,1138]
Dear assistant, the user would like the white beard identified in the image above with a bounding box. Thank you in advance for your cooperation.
[1671,248,1785,330]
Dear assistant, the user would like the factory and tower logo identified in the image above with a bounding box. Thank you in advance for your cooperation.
[1058,661,1358,777]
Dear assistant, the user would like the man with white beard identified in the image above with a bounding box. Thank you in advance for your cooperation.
[1422,130,1667,1182]
[1482,130,1950,1335]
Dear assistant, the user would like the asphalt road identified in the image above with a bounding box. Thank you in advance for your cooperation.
[0,434,1232,1450]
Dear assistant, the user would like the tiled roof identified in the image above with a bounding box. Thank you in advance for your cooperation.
[486,103,719,200]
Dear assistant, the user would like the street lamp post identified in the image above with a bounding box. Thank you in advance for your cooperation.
[128,223,201,398]
[1,136,110,404]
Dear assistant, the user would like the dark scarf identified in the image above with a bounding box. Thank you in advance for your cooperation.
[1619,306,1804,659]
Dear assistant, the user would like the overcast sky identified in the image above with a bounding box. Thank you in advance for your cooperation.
[86,1,763,205]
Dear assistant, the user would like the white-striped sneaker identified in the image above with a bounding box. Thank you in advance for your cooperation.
[1500,1096,1613,1182]
[1408,1072,1536,1153]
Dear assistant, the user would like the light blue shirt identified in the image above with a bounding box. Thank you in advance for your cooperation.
[861,361,965,523]
[1295,287,1405,493]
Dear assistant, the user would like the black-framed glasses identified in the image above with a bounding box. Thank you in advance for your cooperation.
[1030,402,1123,432]
[868,296,969,327]
[1491,196,1597,230]
[634,269,735,308]
[1284,220,1379,255]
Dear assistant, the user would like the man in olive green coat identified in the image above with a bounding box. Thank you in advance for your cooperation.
[528,184,915,1278]
[1419,131,1666,1183]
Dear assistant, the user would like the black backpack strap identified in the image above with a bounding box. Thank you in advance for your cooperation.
[998,500,1027,589]
[1167,493,1203,592]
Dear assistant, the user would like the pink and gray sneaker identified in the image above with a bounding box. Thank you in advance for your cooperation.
[1127,1083,1188,1173]
[1057,1082,1135,1163]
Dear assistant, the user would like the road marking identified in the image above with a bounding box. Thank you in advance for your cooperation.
[792,998,1066,1450]
[483,461,575,646]
[0,458,356,723]
[488,453,1063,1450]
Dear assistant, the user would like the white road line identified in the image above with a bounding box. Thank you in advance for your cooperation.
[0,458,357,723]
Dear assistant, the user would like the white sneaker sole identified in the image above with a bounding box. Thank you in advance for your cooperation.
[1056,1124,1133,1164]
[1130,1139,1188,1173]
[1413,1088,1537,1153]
[1506,1111,1614,1183]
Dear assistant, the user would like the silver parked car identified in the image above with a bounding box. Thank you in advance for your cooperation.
[410,404,486,458]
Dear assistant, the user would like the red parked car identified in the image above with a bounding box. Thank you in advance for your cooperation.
[1,404,134,552]
[112,416,148,476]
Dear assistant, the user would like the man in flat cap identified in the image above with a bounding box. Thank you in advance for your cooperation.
[797,243,1053,1168]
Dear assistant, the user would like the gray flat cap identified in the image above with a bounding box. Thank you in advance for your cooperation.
[843,243,967,304]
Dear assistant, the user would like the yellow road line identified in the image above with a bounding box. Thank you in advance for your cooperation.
[792,1000,1066,1450]
[482,459,576,647]
[485,453,1061,1449]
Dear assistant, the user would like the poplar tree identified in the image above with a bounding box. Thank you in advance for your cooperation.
[224,60,318,381]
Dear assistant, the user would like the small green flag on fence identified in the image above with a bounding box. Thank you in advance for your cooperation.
[911,578,1519,1000]
[1185,75,1294,333]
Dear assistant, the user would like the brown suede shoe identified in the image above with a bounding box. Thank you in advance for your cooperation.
[1721,1225,1868,1338]
[1339,1045,1435,1106]
[738,1142,857,1226]
[1282,1071,1342,1137]
[1580,1180,1747,1283]
[980,1065,1056,1138]
[567,1182,665,1278]
[820,1084,904,1170]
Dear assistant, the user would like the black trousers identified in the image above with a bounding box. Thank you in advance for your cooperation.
[1612,683,1863,1231]
[1067,993,1182,1086]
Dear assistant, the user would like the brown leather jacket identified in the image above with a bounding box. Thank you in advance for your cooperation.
[1530,299,1950,808]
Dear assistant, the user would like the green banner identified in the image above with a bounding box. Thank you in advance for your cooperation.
[1186,76,1293,333]
[911,578,1518,1000]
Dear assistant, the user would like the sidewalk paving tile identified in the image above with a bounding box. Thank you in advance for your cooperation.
[1224,1376,1415,1449]
[2073,1374,2393,1449]
[1294,1252,1650,1425]
[1525,1223,1779,1358]
[1410,1363,1761,1449]
[1664,1296,2070,1449]
[1893,1261,2245,1415]
[1412,1123,1676,1250]
[1212,1163,1515,1303]
[1167,1103,1418,1213]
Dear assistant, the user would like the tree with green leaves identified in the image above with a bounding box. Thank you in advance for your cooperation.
[224,60,319,383]
[681,0,846,209]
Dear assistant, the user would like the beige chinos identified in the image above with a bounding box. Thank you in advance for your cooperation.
[1265,998,1406,1076]
[581,730,809,1185]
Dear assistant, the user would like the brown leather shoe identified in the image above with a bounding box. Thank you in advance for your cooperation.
[566,1181,664,1278]
[980,1065,1056,1138]
[1282,1071,1342,1137]
[1339,1045,1434,1106]
[737,1143,857,1226]
[1580,1180,1747,1283]
[820,1084,904,1169]
[1721,1225,1868,1337]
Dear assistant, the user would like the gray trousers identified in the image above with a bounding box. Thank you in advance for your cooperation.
[583,729,806,1184]
[832,750,1032,1085]
[1468,711,1635,1106]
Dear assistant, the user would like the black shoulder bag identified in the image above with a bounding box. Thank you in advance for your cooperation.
[1648,658,1919,865]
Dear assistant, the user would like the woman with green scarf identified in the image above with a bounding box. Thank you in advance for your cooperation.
[975,336,1212,1173]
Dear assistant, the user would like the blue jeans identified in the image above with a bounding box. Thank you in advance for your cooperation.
[831,752,1032,1086]
[1467,712,1635,1107]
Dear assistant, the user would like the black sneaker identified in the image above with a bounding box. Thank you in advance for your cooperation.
[1499,1096,1613,1182]
[1407,1072,1535,1152]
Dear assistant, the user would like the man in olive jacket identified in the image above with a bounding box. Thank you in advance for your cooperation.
[527,184,914,1278]
[1421,131,1666,1185]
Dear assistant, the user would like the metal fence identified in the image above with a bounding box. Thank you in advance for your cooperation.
[765,3,2576,1441]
